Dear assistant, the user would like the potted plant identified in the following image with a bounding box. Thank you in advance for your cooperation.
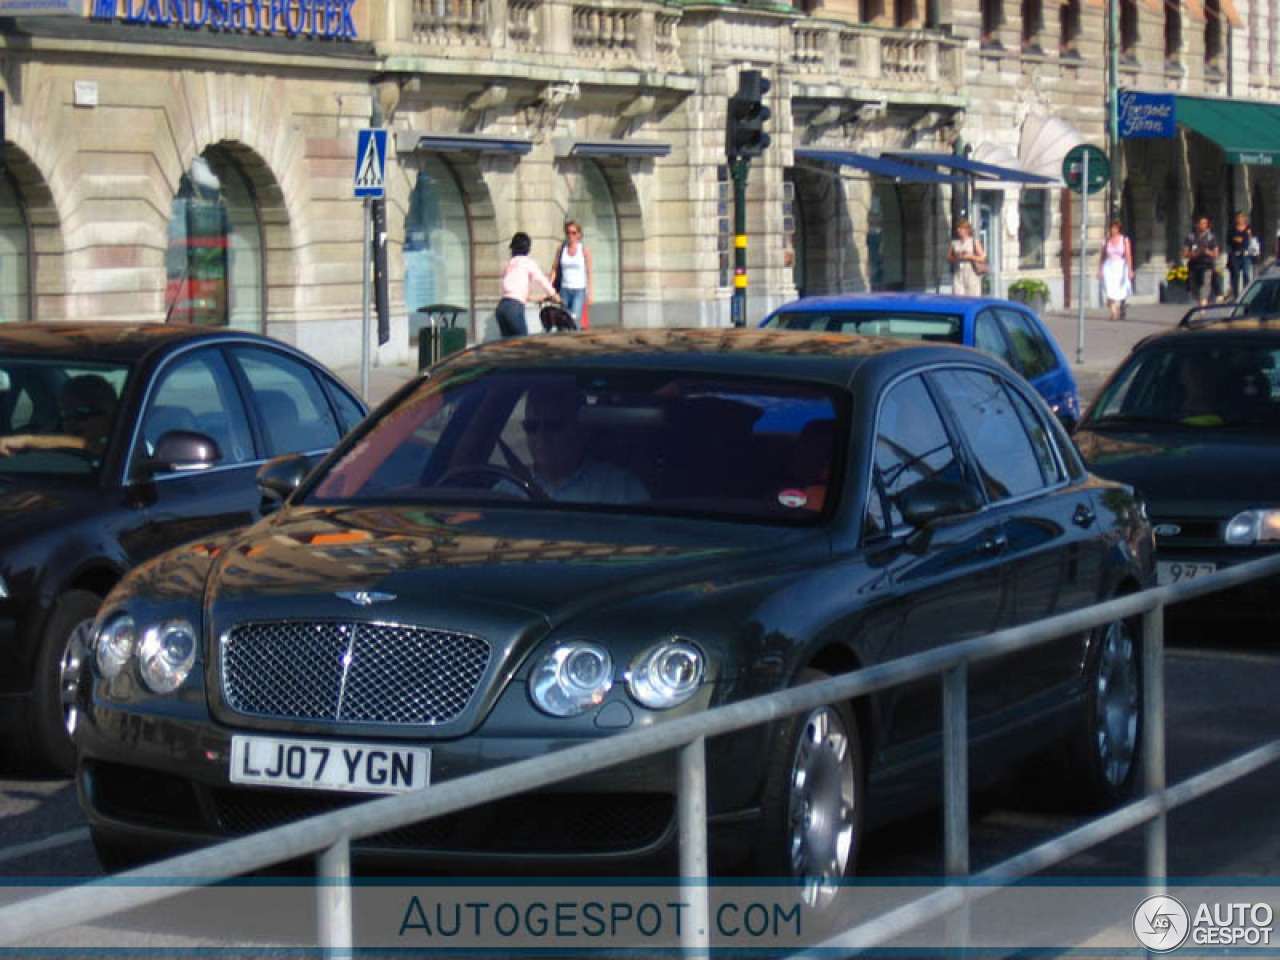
[1160,264,1192,304]
[1007,277,1051,314]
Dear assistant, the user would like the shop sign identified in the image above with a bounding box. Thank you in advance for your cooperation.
[1118,91,1176,139]
[88,0,358,39]
[0,0,80,13]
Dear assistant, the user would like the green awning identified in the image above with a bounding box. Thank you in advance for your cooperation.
[1177,96,1280,166]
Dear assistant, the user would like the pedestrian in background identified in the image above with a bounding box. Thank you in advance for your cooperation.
[1182,215,1220,308]
[1227,211,1258,300]
[1097,218,1134,321]
[550,220,593,329]
[496,232,560,338]
[947,219,986,297]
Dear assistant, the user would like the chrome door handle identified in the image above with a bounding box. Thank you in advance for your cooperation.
[1073,503,1096,528]
[979,532,1008,554]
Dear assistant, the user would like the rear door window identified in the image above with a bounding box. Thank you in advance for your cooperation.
[997,307,1059,379]
[231,347,343,457]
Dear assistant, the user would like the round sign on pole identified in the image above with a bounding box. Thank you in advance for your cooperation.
[1063,144,1110,195]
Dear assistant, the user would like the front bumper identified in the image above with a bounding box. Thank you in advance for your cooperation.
[1157,545,1280,619]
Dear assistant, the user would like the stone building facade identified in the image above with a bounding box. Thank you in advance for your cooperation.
[0,0,1277,370]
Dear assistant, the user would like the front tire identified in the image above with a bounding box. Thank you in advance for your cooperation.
[10,590,101,776]
[755,669,864,909]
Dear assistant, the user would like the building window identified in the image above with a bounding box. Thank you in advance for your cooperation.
[1119,0,1138,62]
[1164,2,1181,66]
[1205,0,1223,72]
[404,156,472,336]
[1019,189,1047,269]
[896,0,920,28]
[982,0,1003,47]
[1060,0,1081,56]
[0,171,31,323]
[165,152,263,331]
[1022,0,1043,51]
[860,0,886,25]
[869,184,905,291]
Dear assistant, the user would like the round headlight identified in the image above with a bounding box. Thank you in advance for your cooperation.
[94,614,136,679]
[529,641,613,717]
[627,639,705,710]
[1226,509,1280,545]
[138,619,198,694]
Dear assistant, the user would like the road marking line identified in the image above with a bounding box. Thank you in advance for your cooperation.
[0,826,89,863]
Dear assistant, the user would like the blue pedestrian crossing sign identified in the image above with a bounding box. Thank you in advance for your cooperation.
[354,129,388,199]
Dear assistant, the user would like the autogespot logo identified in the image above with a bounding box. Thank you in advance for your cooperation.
[1134,895,1191,952]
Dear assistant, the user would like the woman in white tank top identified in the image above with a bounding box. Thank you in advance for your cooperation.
[551,220,593,328]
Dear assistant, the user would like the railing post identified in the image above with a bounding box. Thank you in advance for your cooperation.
[942,664,971,949]
[1142,602,1167,883]
[678,736,710,957]
[317,836,353,958]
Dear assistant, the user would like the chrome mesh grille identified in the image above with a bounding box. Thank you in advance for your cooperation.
[221,621,490,725]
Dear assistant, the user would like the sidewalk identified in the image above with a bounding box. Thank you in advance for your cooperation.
[333,299,1188,409]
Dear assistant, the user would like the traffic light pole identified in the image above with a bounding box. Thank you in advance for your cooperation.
[731,157,750,327]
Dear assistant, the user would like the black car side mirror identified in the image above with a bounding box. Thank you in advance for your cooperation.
[256,453,313,510]
[898,478,983,529]
[141,430,220,475]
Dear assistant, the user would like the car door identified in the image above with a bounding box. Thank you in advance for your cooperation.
[129,346,262,558]
[863,373,1009,780]
[928,367,1104,728]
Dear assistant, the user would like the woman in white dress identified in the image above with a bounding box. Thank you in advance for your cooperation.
[1097,219,1134,321]
[947,219,985,297]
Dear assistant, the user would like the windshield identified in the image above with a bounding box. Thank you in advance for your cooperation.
[0,359,130,477]
[1086,343,1280,429]
[765,310,962,343]
[310,369,846,523]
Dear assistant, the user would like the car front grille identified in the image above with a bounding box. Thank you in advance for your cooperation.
[1151,515,1222,546]
[221,620,490,725]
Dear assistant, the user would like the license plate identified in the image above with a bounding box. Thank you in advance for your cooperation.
[230,735,430,794]
[1157,561,1217,585]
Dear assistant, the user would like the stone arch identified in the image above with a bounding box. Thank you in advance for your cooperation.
[0,142,65,320]
[788,164,860,294]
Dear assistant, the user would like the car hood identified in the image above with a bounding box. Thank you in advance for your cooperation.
[198,505,821,736]
[1075,427,1280,507]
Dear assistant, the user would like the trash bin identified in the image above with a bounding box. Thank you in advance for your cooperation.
[416,304,469,369]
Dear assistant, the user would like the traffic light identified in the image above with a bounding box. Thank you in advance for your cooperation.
[726,69,771,160]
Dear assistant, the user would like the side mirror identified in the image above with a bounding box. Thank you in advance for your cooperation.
[898,478,982,529]
[256,452,313,509]
[142,430,220,475]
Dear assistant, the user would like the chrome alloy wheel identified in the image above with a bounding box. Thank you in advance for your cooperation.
[59,617,93,738]
[1094,619,1139,787]
[787,705,856,908]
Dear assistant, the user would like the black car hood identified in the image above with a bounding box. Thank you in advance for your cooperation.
[1075,427,1280,505]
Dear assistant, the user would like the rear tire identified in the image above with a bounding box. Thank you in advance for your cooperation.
[10,590,101,777]
[1067,614,1142,810]
[754,669,864,910]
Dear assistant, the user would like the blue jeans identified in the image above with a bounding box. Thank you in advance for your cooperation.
[1229,254,1254,299]
[560,287,586,326]
[495,297,527,338]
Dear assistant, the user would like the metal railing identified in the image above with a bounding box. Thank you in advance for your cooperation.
[2,554,1279,954]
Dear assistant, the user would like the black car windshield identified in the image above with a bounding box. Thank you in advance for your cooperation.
[1087,343,1280,429]
[0,358,130,477]
[765,310,961,343]
[309,369,845,522]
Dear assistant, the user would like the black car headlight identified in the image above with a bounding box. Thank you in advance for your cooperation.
[627,639,705,710]
[94,614,137,679]
[1224,509,1280,545]
[529,641,614,717]
[138,620,198,693]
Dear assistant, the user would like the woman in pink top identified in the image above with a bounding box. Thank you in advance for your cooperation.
[497,232,560,338]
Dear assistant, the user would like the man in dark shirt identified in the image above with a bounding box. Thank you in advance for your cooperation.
[1182,215,1221,307]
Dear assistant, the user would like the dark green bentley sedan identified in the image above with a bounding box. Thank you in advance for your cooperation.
[75,329,1152,898]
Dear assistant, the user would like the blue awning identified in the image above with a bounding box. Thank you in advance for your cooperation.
[794,148,965,185]
[884,151,1055,184]
[395,131,533,155]
[554,137,671,158]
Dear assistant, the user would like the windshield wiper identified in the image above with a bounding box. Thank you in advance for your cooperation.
[1084,414,1175,429]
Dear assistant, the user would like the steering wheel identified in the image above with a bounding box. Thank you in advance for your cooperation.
[437,463,549,500]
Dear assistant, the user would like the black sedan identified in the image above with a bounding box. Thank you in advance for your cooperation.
[1075,316,1280,615]
[76,329,1151,898]
[0,324,366,774]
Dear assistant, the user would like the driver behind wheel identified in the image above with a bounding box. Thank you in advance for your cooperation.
[0,373,118,458]
[508,384,647,504]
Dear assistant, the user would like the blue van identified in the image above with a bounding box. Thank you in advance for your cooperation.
[762,292,1081,427]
